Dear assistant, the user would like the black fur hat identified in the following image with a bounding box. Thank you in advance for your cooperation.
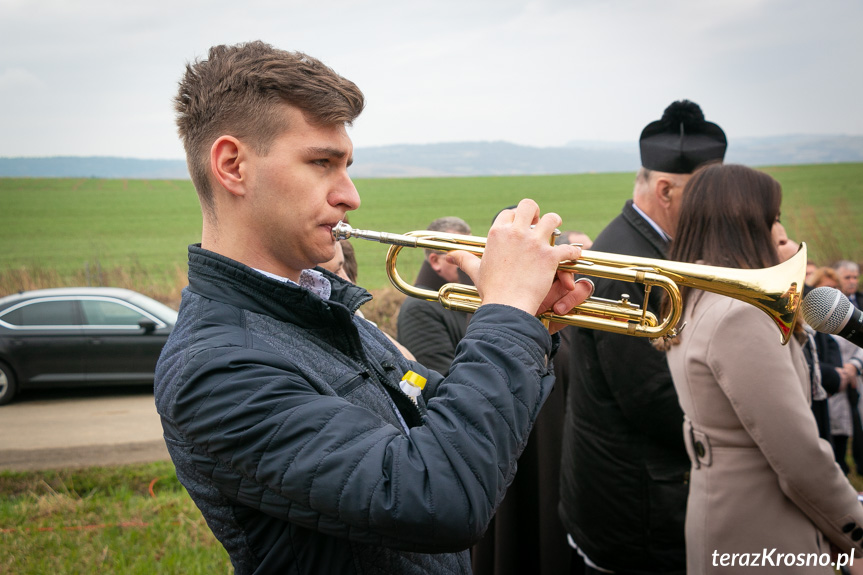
[639,100,727,174]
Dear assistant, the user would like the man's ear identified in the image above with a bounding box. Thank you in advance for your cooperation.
[427,252,444,273]
[210,136,247,198]
[654,176,674,209]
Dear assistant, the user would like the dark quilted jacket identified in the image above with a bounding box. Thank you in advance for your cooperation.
[155,246,556,574]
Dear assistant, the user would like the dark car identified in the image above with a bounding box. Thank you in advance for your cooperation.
[0,287,178,405]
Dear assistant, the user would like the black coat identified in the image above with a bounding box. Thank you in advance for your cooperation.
[559,200,689,573]
[471,326,575,575]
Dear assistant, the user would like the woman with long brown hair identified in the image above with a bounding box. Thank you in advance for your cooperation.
[662,164,863,573]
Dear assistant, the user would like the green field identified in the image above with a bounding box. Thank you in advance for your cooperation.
[1,163,862,300]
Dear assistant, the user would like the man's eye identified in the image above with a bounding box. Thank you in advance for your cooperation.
[313,159,329,167]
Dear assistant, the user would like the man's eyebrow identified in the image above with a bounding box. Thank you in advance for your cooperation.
[304,146,354,167]
[306,146,352,162]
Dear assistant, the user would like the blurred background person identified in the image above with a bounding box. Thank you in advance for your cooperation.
[835,260,861,306]
[805,259,819,286]
[559,100,727,575]
[662,163,863,573]
[802,266,863,465]
[810,266,840,290]
[829,335,863,475]
[396,216,472,375]
[832,260,863,472]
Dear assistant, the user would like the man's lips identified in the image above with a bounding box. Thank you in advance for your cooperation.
[322,222,340,240]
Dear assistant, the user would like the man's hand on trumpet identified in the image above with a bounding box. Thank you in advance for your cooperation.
[446,199,593,334]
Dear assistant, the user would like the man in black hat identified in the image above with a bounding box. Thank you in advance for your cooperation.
[559,100,727,574]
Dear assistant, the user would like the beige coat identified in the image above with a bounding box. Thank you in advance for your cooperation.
[667,291,863,574]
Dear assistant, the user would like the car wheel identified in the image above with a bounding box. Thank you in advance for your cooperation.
[0,361,18,406]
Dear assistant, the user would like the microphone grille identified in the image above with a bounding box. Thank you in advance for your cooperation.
[801,286,851,334]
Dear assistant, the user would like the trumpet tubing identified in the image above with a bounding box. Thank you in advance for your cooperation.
[332,222,805,345]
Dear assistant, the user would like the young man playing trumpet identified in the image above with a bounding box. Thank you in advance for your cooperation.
[154,40,591,575]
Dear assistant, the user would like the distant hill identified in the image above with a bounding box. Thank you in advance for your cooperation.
[2,135,861,179]
[0,156,190,179]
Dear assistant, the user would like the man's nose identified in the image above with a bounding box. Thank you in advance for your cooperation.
[331,173,361,210]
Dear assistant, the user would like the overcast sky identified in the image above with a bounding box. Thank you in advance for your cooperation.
[1,0,861,160]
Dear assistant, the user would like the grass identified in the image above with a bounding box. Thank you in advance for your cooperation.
[1,164,862,333]
[2,456,861,573]
[3,164,860,298]
[0,461,231,574]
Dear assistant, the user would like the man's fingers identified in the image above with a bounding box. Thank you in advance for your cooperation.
[555,243,582,265]
[446,250,481,285]
[511,199,541,228]
[552,278,594,315]
[557,270,576,292]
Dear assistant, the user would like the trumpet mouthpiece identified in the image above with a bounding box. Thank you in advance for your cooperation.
[332,221,353,240]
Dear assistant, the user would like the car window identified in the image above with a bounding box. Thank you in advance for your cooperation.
[0,300,80,326]
[81,299,149,327]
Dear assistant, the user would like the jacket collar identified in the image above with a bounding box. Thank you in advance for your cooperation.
[621,200,670,257]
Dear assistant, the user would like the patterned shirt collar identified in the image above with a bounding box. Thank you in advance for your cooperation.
[254,268,332,300]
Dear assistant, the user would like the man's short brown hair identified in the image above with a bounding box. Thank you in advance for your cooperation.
[424,216,471,257]
[174,41,365,213]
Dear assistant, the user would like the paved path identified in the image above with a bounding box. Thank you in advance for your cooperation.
[0,387,169,471]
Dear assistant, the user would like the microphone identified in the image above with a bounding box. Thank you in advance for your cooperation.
[801,287,863,349]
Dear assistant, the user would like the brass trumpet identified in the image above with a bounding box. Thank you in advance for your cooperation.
[332,222,806,345]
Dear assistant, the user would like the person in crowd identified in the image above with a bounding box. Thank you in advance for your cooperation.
[662,163,863,573]
[834,337,863,446]
[806,260,819,286]
[835,260,862,306]
[813,265,863,472]
[154,40,591,575]
[559,100,727,574]
[832,260,863,472]
[829,340,863,475]
[396,216,473,375]
[799,265,858,460]
[811,266,841,291]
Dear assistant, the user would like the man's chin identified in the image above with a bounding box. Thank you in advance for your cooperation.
[314,247,337,269]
